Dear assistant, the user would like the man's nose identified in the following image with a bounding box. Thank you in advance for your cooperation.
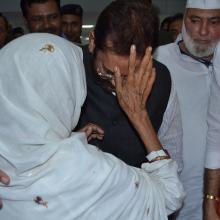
[43,18,50,29]
[66,24,72,33]
[199,20,209,36]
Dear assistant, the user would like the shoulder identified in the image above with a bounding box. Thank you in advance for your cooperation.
[154,43,176,57]
[153,59,171,83]
[153,59,169,73]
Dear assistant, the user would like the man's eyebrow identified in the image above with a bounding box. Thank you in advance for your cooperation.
[30,13,59,17]
[189,15,201,19]
[209,16,220,20]
[189,15,220,20]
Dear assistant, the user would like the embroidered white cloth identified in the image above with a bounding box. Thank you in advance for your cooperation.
[0,33,184,220]
[205,42,220,169]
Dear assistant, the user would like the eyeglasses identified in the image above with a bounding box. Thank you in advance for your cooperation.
[96,61,128,81]
[96,62,114,81]
[94,59,128,92]
[93,61,116,91]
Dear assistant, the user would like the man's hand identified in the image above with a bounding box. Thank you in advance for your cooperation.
[0,169,10,209]
[113,45,161,153]
[113,45,155,123]
[78,123,104,141]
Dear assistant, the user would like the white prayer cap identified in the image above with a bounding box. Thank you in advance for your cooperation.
[186,0,220,9]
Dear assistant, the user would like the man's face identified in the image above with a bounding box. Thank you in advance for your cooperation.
[94,49,141,91]
[25,0,61,35]
[0,17,8,48]
[62,14,82,43]
[169,19,183,41]
[183,8,220,58]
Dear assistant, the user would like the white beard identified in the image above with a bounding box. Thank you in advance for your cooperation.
[181,23,217,58]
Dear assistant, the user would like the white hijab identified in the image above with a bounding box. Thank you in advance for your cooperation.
[0,33,184,220]
[0,33,86,173]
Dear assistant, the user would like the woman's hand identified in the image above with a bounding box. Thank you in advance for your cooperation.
[113,45,155,123]
[0,170,10,209]
[78,123,104,141]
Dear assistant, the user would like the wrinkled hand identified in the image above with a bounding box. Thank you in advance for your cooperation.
[0,170,10,209]
[78,123,104,141]
[113,45,155,122]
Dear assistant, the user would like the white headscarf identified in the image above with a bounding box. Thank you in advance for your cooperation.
[0,33,86,173]
[186,0,220,9]
[0,33,184,220]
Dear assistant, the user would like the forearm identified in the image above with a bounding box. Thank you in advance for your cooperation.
[128,110,162,153]
[203,168,220,220]
[204,168,220,196]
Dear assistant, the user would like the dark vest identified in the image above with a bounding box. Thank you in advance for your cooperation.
[78,45,171,167]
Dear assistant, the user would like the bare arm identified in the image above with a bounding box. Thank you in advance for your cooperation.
[203,168,220,220]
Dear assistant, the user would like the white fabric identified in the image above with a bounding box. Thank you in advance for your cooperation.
[158,82,183,173]
[186,0,220,9]
[205,42,220,169]
[154,37,213,220]
[0,33,184,220]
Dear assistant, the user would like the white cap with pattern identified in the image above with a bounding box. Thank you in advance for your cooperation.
[186,0,220,9]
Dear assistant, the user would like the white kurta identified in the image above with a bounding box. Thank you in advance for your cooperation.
[206,42,220,169]
[155,41,213,220]
[0,33,184,220]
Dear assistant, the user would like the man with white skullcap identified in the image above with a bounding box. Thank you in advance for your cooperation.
[204,42,220,220]
[154,0,220,219]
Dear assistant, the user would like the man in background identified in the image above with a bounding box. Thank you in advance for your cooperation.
[61,4,83,44]
[168,13,183,42]
[20,0,61,36]
[155,0,220,219]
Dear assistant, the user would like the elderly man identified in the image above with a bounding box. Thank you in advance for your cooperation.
[61,4,83,44]
[0,13,9,49]
[204,42,220,220]
[154,0,220,219]
[20,0,61,35]
[78,0,183,171]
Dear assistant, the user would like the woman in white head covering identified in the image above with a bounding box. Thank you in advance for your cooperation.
[0,33,184,220]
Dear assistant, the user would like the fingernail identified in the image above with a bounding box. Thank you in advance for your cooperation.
[131,44,136,51]
[148,47,152,52]
[1,177,10,185]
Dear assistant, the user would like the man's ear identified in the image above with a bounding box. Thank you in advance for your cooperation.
[88,31,95,53]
